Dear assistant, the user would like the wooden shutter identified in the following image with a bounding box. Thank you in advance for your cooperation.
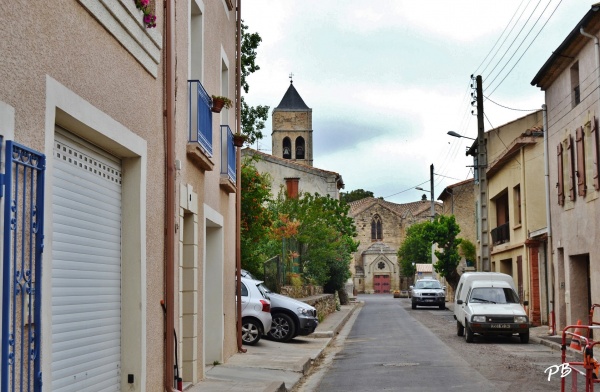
[576,126,586,196]
[567,134,576,201]
[557,143,564,206]
[593,117,600,190]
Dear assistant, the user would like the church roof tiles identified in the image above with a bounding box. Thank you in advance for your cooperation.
[275,82,310,111]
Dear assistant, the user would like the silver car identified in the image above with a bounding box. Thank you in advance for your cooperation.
[410,278,446,310]
[241,270,319,342]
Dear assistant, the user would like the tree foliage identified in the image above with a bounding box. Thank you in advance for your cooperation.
[430,215,462,292]
[270,191,358,292]
[240,22,269,145]
[240,159,273,277]
[397,215,463,292]
[397,221,432,278]
[458,238,476,267]
[340,189,374,204]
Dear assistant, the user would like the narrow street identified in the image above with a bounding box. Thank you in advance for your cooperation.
[297,295,567,392]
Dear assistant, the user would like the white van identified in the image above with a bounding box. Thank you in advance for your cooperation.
[453,272,530,343]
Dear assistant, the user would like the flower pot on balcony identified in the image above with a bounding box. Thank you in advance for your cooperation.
[211,95,232,113]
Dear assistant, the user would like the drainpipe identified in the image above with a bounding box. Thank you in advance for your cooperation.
[234,0,246,354]
[543,104,554,334]
[164,0,177,390]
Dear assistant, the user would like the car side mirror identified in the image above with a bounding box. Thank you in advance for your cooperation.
[443,286,446,290]
[456,299,463,305]
[409,286,413,290]
[523,300,529,306]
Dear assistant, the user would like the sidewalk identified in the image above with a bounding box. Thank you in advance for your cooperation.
[187,302,360,392]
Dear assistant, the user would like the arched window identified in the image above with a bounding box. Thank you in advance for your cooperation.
[371,215,382,241]
[295,137,305,159]
[282,137,292,159]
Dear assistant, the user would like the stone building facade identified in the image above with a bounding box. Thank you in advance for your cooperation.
[349,197,442,293]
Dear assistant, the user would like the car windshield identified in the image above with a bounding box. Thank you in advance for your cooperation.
[415,280,441,289]
[469,287,520,304]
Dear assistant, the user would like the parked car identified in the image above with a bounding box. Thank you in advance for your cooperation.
[453,272,530,343]
[240,276,272,345]
[410,278,446,309]
[241,270,319,342]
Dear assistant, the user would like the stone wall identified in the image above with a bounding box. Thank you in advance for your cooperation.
[280,285,323,298]
[299,294,336,321]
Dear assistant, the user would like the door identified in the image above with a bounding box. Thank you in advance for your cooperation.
[51,130,122,391]
[373,275,390,293]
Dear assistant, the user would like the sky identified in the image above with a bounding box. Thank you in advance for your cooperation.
[241,1,594,204]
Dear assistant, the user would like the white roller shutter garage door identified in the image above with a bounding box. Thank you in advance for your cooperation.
[51,130,122,391]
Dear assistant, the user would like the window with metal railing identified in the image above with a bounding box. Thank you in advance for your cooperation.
[490,222,510,245]
[220,125,236,183]
[188,80,213,156]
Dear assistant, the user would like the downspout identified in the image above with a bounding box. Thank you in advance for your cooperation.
[234,0,246,354]
[543,104,554,334]
[164,0,176,390]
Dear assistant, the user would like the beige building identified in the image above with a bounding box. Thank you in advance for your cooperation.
[348,197,442,293]
[476,111,548,326]
[531,4,600,332]
[1,1,239,391]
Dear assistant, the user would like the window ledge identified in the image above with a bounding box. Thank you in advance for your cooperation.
[513,223,522,230]
[186,143,214,171]
[220,176,236,194]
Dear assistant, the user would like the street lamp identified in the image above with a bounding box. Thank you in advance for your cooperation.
[447,131,476,141]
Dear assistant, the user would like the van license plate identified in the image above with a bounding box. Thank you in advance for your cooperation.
[491,324,510,328]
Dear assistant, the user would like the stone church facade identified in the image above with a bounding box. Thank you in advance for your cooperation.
[349,197,442,294]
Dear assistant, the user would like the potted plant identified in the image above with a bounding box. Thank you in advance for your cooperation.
[211,95,233,113]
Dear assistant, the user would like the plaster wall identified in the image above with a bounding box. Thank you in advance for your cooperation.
[544,33,600,331]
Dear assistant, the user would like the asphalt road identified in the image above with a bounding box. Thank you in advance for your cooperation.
[299,294,567,392]
[313,294,499,392]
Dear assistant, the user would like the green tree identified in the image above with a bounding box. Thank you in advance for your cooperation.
[458,238,476,267]
[340,189,374,204]
[270,191,358,293]
[240,22,269,145]
[430,215,462,292]
[240,158,273,277]
[397,221,432,279]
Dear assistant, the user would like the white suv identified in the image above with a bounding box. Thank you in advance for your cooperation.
[240,277,272,345]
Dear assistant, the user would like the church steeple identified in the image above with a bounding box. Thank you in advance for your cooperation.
[272,78,313,166]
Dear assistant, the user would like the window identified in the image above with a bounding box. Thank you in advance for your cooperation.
[295,137,305,159]
[190,0,204,81]
[593,117,600,191]
[371,215,382,241]
[576,126,587,197]
[241,282,248,297]
[567,134,576,201]
[571,62,580,108]
[557,142,565,205]
[513,185,521,225]
[221,57,229,120]
[282,137,292,159]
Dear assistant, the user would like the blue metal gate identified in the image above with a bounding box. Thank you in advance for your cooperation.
[1,141,45,392]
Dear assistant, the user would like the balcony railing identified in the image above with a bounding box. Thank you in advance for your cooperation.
[188,80,213,156]
[221,125,236,183]
[490,222,510,245]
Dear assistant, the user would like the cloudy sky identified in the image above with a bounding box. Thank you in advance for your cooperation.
[241,1,593,204]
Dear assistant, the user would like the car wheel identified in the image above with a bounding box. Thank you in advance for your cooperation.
[519,331,530,344]
[241,317,262,346]
[268,313,296,343]
[439,304,445,310]
[465,322,474,343]
[411,302,417,309]
[456,321,464,337]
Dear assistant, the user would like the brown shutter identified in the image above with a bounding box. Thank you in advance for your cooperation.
[593,117,600,190]
[576,126,586,197]
[567,134,576,201]
[557,143,564,206]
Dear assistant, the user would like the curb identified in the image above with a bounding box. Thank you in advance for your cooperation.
[311,304,359,339]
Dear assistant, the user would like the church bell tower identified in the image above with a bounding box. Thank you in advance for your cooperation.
[271,76,313,166]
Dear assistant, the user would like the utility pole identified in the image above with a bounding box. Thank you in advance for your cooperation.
[476,75,490,272]
[430,163,435,222]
